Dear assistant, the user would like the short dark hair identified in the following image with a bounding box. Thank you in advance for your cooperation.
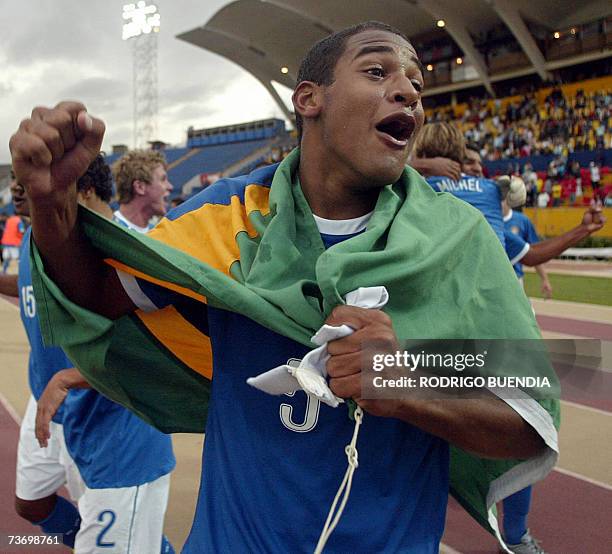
[294,21,410,140]
[77,154,113,203]
[465,142,480,154]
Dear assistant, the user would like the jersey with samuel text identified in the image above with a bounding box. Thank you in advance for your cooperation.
[18,228,71,422]
[119,169,449,553]
[504,209,540,278]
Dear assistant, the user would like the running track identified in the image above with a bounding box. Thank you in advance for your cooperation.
[1,293,611,553]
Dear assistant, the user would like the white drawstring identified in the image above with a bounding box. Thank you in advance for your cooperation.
[314,406,364,554]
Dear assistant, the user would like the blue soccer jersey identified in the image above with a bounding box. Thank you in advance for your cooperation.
[427,174,505,245]
[20,232,175,488]
[504,210,540,278]
[425,175,530,270]
[19,228,72,423]
[120,182,450,553]
[61,388,175,488]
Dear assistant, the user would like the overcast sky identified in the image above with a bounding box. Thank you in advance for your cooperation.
[0,0,293,163]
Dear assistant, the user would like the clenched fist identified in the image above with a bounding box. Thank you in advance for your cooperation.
[9,101,105,208]
[580,202,606,233]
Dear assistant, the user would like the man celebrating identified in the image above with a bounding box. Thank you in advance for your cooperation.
[11,22,559,553]
[112,149,173,231]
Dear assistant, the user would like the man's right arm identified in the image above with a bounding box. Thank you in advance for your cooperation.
[9,102,135,319]
[522,205,606,266]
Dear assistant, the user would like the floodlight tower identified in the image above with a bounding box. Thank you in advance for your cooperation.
[122,1,160,148]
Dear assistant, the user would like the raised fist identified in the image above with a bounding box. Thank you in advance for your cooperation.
[581,202,606,234]
[9,101,105,206]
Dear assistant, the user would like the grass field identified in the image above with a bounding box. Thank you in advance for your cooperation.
[524,272,612,306]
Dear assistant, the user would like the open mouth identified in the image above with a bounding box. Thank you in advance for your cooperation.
[375,112,415,147]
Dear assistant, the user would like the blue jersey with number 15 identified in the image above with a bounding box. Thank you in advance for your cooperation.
[18,228,72,422]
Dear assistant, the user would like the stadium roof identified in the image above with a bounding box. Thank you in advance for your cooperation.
[177,0,611,119]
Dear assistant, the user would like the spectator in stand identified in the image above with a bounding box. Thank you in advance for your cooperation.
[537,190,550,208]
[590,161,601,190]
[569,160,582,197]
[551,182,562,207]
[522,163,538,207]
[429,87,612,161]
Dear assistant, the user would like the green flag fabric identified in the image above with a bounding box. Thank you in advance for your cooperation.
[31,148,559,541]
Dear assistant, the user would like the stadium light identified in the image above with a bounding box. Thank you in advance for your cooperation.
[456,57,463,65]
[280,66,289,74]
[553,31,560,39]
[122,1,161,41]
[436,19,445,28]
[122,1,160,148]
[426,64,434,72]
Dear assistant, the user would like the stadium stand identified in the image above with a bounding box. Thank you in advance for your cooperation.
[428,77,612,163]
[168,138,270,195]
[419,76,612,207]
[102,118,288,200]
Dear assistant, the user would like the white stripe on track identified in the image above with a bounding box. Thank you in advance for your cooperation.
[553,466,612,491]
[0,391,22,425]
[561,399,612,417]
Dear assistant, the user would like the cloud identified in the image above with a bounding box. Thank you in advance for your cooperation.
[2,3,117,66]
[0,0,284,163]
[58,77,126,103]
[0,82,14,98]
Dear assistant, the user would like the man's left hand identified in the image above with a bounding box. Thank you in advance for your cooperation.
[35,373,70,448]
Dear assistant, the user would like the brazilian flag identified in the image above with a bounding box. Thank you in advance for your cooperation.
[32,148,559,542]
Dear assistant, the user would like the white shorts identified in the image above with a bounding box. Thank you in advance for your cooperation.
[16,395,85,501]
[74,473,171,554]
[2,246,20,260]
[16,396,171,553]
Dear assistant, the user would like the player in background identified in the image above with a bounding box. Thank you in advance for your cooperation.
[503,199,552,297]
[414,125,605,554]
[463,142,600,293]
[0,158,176,553]
[0,174,82,549]
[35,154,176,554]
[460,142,548,553]
[1,171,26,274]
[112,150,173,232]
[414,123,605,270]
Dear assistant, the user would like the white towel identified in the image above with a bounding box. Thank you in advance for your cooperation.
[246,286,389,407]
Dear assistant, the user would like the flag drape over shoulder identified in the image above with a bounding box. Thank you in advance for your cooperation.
[31,148,559,536]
